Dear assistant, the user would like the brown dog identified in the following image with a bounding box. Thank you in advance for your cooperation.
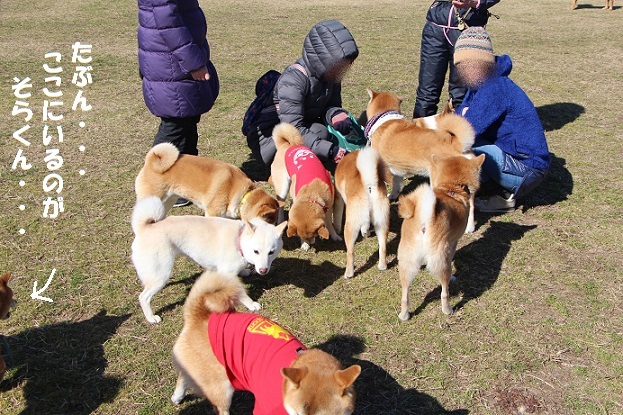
[172,270,361,414]
[334,147,391,279]
[569,0,614,10]
[135,143,279,224]
[366,89,479,233]
[397,154,485,319]
[0,272,16,381]
[270,123,341,250]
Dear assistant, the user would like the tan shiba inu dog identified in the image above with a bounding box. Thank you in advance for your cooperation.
[333,147,391,279]
[366,89,478,233]
[0,272,16,381]
[131,196,286,323]
[172,270,361,415]
[397,154,485,320]
[270,123,341,250]
[135,143,279,224]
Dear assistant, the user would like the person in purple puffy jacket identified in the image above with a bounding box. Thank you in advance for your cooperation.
[137,0,219,205]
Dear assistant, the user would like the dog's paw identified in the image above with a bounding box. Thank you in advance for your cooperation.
[442,304,454,315]
[398,310,410,321]
[464,222,475,234]
[377,261,387,271]
[146,315,162,324]
[248,301,262,311]
[343,271,354,279]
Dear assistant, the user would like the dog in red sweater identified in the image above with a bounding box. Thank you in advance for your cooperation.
[270,123,342,251]
[172,270,361,414]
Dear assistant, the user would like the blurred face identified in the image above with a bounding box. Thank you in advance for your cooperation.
[324,58,354,82]
[456,60,496,89]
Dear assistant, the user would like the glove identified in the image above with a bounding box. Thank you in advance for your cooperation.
[331,146,348,164]
[331,112,352,135]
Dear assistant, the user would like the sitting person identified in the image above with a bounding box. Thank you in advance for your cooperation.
[244,20,359,168]
[453,27,550,212]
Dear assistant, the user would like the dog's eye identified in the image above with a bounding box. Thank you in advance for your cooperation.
[253,250,259,255]
[269,250,274,255]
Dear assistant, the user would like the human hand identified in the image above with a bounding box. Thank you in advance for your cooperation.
[190,66,210,81]
[332,146,348,164]
[452,0,479,9]
[331,112,351,134]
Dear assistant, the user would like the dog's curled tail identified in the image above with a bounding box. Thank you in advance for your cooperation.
[398,184,436,229]
[130,196,166,235]
[356,147,390,224]
[144,142,180,174]
[272,122,304,148]
[436,113,476,153]
[184,271,246,321]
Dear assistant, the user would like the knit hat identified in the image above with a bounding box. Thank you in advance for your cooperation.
[454,27,494,65]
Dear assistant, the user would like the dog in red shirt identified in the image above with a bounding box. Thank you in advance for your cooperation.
[270,123,342,251]
[172,270,361,414]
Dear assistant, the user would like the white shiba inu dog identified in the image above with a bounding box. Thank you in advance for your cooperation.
[131,196,287,323]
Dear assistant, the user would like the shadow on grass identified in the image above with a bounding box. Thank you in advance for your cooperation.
[1,311,130,415]
[176,335,468,415]
[403,222,536,317]
[245,257,343,300]
[522,153,573,210]
[317,335,469,415]
[536,102,584,132]
[452,221,537,312]
[570,4,619,9]
[240,153,270,182]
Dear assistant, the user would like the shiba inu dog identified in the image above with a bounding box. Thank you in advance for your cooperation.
[0,272,16,381]
[365,89,475,200]
[131,196,286,323]
[172,270,361,414]
[397,154,485,320]
[135,143,279,224]
[270,123,341,250]
[333,147,391,279]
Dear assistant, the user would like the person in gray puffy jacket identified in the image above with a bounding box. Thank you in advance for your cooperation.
[245,20,359,167]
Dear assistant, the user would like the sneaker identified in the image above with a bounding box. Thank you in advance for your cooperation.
[173,197,192,208]
[474,194,516,213]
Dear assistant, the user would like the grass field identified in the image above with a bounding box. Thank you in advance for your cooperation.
[1,0,622,414]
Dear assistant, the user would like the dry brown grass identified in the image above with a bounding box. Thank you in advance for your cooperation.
[1,0,622,414]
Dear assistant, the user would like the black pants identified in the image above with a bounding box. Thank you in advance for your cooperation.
[413,22,467,118]
[153,116,201,156]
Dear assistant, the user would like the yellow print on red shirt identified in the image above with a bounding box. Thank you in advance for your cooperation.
[248,316,292,341]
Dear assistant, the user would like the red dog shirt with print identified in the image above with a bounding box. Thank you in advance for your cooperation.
[285,146,333,195]
[208,312,307,415]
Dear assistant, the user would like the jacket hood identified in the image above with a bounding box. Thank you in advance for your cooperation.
[495,54,513,77]
[301,20,359,79]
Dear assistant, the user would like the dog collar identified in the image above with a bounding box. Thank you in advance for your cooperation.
[364,110,404,141]
[237,188,254,218]
[308,199,328,213]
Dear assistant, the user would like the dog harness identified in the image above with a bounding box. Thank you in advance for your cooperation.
[364,110,405,142]
[208,312,307,415]
[284,146,333,196]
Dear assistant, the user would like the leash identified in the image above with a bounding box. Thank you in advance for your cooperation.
[0,334,14,368]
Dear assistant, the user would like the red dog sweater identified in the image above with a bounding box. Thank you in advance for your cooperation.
[285,146,333,196]
[208,312,307,415]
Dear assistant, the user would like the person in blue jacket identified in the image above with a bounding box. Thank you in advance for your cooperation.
[453,27,550,212]
[413,0,500,119]
[137,0,219,206]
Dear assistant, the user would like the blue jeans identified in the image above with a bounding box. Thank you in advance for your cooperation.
[472,138,547,199]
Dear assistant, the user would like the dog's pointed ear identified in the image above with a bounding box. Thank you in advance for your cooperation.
[244,220,256,233]
[397,194,416,219]
[281,367,308,388]
[335,365,361,393]
[473,153,486,168]
[366,88,376,100]
[430,154,443,166]
[286,223,297,238]
[0,273,10,284]
[275,221,288,236]
[318,226,330,240]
